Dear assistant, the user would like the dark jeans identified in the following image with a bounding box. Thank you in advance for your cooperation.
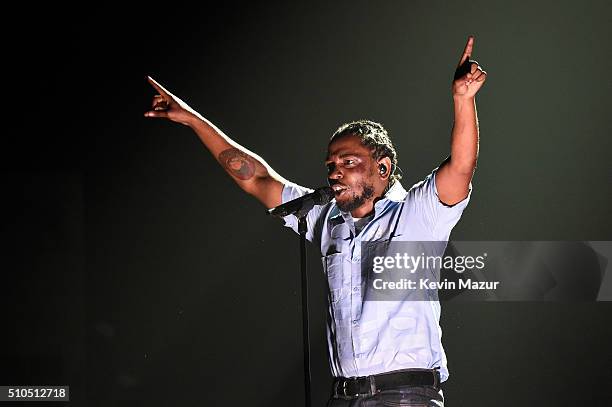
[326,385,444,407]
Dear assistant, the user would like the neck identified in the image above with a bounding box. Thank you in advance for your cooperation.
[350,202,374,218]
[382,179,394,195]
[349,180,392,217]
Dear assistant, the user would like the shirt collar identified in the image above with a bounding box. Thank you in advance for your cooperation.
[381,180,408,203]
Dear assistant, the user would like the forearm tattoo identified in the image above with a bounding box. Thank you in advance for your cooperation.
[218,148,256,180]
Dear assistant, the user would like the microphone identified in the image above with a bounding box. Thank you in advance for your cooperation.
[267,186,334,218]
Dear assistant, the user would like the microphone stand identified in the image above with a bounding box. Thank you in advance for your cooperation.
[296,210,312,407]
[268,187,333,407]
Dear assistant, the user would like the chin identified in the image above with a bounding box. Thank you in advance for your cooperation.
[333,182,374,212]
[336,194,365,213]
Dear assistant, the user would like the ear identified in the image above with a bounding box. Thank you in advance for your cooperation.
[377,157,392,180]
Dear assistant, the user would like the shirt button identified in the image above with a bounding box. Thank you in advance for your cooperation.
[352,320,358,325]
[352,256,360,262]
[353,287,359,292]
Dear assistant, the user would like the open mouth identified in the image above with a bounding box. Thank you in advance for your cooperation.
[331,184,349,197]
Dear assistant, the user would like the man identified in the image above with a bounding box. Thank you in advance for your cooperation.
[145,35,487,406]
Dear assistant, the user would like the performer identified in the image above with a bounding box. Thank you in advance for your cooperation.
[145,35,487,407]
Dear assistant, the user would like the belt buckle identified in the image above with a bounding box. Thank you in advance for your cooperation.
[341,379,359,399]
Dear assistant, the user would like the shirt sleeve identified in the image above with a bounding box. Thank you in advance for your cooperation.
[280,182,326,243]
[410,168,472,240]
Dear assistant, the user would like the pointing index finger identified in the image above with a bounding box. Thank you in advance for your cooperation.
[458,36,475,66]
[147,75,171,97]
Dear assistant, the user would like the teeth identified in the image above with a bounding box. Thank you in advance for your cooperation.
[332,185,347,192]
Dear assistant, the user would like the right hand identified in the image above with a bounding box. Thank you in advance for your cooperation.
[144,76,198,126]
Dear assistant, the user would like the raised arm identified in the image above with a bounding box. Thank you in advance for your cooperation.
[436,36,487,205]
[144,76,286,209]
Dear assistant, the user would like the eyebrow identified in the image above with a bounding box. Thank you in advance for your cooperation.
[324,151,365,162]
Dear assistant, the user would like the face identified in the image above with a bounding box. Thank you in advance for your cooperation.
[325,134,381,213]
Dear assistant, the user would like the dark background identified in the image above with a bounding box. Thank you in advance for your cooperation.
[3,0,611,405]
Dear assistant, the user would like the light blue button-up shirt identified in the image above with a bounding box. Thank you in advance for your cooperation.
[281,168,471,381]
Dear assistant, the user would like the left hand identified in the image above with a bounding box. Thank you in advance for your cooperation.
[452,36,487,99]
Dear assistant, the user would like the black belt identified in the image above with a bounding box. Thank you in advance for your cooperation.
[332,368,440,399]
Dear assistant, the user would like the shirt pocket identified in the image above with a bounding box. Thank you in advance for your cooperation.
[322,252,348,305]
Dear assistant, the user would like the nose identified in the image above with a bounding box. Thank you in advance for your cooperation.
[328,166,343,180]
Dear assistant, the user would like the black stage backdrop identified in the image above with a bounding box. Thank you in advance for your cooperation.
[3,1,611,406]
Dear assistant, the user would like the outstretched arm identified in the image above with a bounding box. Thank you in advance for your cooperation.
[436,35,487,205]
[144,76,286,209]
